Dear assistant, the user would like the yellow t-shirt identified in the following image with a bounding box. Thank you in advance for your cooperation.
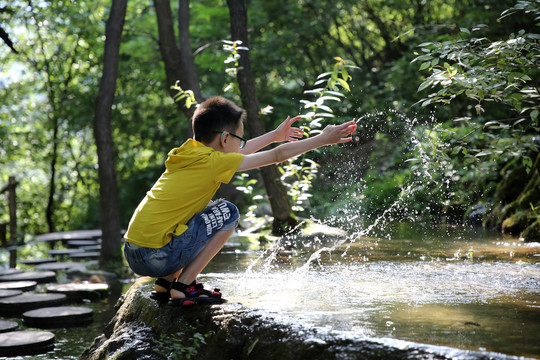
[124,139,244,248]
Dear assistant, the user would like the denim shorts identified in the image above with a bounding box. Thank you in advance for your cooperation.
[123,199,239,278]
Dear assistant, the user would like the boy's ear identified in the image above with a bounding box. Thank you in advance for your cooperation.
[220,131,228,147]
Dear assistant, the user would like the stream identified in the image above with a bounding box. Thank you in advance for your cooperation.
[203,222,540,359]
[13,222,539,359]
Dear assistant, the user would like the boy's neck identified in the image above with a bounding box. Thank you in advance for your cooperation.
[198,138,222,152]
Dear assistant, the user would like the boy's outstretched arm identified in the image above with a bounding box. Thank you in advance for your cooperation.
[238,120,356,171]
[240,116,304,155]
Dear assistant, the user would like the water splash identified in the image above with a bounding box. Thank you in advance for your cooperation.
[246,111,460,273]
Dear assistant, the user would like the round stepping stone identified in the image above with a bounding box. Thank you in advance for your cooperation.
[70,251,100,260]
[0,268,23,276]
[0,281,37,292]
[0,330,55,356]
[18,258,57,265]
[0,320,18,333]
[0,271,56,284]
[80,245,102,251]
[23,306,93,328]
[0,289,22,298]
[36,229,102,242]
[46,283,109,301]
[0,293,67,316]
[48,249,83,257]
[67,240,99,248]
[35,261,81,272]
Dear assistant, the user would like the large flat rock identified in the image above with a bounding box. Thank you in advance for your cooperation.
[80,278,513,360]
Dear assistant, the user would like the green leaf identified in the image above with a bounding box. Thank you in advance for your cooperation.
[336,78,350,91]
[530,109,539,121]
[419,61,431,71]
[418,80,432,92]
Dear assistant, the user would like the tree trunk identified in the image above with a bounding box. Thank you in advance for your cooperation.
[93,0,127,266]
[46,116,58,233]
[227,0,296,234]
[154,0,202,125]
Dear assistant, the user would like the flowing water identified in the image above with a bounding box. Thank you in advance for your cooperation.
[12,225,539,359]
[202,222,540,359]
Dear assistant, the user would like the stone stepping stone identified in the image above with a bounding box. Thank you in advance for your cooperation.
[0,330,55,356]
[0,281,37,292]
[36,229,102,243]
[70,251,100,260]
[0,289,22,298]
[35,261,82,272]
[46,283,109,301]
[0,268,23,276]
[0,293,67,316]
[48,248,83,257]
[18,257,57,265]
[0,320,18,333]
[23,306,93,328]
[67,240,100,248]
[80,245,102,251]
[0,271,56,284]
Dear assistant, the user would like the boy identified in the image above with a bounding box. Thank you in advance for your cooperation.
[123,96,356,306]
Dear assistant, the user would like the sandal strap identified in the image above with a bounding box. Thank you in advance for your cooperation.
[194,282,222,297]
[170,280,222,298]
[170,281,200,298]
[154,278,174,289]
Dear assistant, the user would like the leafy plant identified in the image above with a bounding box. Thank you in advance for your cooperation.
[154,324,214,360]
[412,2,540,172]
[279,57,357,212]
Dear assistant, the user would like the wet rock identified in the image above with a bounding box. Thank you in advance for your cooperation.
[521,219,540,242]
[501,211,529,235]
[80,278,492,360]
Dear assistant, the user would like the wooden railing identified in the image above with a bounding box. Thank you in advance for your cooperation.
[1,176,19,268]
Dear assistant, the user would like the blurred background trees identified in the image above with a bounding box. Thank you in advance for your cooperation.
[1,0,538,245]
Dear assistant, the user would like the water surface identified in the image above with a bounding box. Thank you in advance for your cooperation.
[203,222,540,359]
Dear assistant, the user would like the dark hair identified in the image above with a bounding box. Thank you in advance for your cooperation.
[192,96,246,144]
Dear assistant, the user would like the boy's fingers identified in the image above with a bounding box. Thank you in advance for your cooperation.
[289,115,302,124]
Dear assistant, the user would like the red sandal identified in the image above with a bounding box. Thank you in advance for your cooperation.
[169,280,225,306]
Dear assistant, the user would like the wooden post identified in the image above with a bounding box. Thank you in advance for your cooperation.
[8,176,17,244]
[7,176,18,268]
[0,223,6,247]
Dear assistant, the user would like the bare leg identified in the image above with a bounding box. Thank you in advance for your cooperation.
[171,228,234,299]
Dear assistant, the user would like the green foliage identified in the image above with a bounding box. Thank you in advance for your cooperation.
[2,0,536,235]
[280,58,357,213]
[154,324,214,360]
[412,2,540,172]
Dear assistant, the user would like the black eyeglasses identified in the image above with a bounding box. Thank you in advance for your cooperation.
[212,130,247,149]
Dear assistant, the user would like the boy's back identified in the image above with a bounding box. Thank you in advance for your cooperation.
[124,138,243,249]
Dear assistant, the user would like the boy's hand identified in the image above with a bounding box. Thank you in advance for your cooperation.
[320,120,357,145]
[273,116,304,142]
